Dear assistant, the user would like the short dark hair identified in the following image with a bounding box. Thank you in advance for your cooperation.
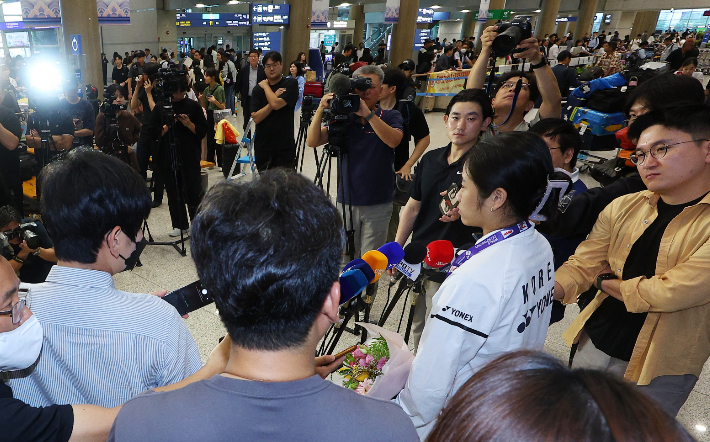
[217,49,227,58]
[464,132,570,222]
[382,67,406,92]
[444,45,454,54]
[607,40,618,50]
[142,62,160,80]
[681,57,698,68]
[41,149,151,264]
[105,83,126,99]
[248,48,259,56]
[114,54,123,61]
[135,50,146,58]
[557,50,572,62]
[530,118,583,168]
[493,72,540,103]
[262,51,281,65]
[204,67,219,79]
[343,44,355,53]
[0,205,21,229]
[623,73,705,117]
[428,351,694,442]
[190,170,344,351]
[628,102,710,144]
[445,89,493,120]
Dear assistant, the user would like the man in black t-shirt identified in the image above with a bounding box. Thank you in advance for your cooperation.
[665,38,699,71]
[250,51,299,171]
[60,79,95,147]
[127,51,146,100]
[112,55,129,90]
[25,98,75,173]
[393,89,492,349]
[0,93,23,215]
[130,62,160,201]
[0,206,56,282]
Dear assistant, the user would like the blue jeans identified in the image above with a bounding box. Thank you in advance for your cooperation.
[224,84,235,114]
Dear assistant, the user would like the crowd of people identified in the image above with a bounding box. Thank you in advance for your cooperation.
[2,22,710,442]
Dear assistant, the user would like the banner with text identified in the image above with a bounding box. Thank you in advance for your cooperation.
[426,69,470,96]
[21,0,130,25]
[385,0,399,23]
[311,0,329,27]
[473,9,511,21]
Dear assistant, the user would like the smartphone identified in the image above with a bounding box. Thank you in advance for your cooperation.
[162,280,213,316]
[205,93,213,98]
[439,182,460,216]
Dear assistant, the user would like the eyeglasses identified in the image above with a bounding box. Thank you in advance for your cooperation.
[629,139,709,165]
[500,81,530,91]
[263,63,280,70]
[0,298,26,325]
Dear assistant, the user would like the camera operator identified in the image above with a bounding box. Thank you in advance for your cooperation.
[250,51,299,171]
[25,97,75,171]
[61,78,96,148]
[150,74,207,237]
[466,24,561,138]
[0,87,23,214]
[130,62,160,195]
[0,205,56,282]
[127,50,146,100]
[96,84,141,173]
[306,65,403,264]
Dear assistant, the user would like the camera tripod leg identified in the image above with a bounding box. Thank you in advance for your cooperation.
[377,278,412,327]
[317,297,365,356]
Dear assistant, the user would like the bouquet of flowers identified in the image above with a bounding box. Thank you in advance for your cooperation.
[338,323,414,400]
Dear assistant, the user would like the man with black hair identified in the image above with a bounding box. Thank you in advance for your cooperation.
[467,25,561,139]
[0,88,22,214]
[595,41,622,76]
[453,41,472,69]
[551,50,582,97]
[435,45,454,71]
[342,43,356,64]
[235,49,266,131]
[666,38,699,71]
[548,33,560,61]
[150,75,208,237]
[130,62,161,204]
[0,205,57,282]
[61,78,96,148]
[96,84,141,172]
[250,51,299,171]
[108,170,418,442]
[200,67,226,167]
[554,103,710,417]
[392,89,492,349]
[127,50,146,100]
[25,97,75,172]
[217,49,237,113]
[112,54,129,88]
[8,149,202,408]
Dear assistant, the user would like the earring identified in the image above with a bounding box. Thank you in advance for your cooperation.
[490,207,494,212]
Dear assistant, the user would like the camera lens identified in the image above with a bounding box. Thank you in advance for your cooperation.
[492,26,523,56]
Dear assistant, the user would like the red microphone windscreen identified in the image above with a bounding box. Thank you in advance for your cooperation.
[425,240,455,268]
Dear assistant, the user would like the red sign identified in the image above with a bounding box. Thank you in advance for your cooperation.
[704,10,710,16]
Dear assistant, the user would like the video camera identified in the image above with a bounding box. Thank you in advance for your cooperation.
[492,19,533,56]
[99,88,127,123]
[329,75,372,115]
[154,68,184,96]
[1,222,41,253]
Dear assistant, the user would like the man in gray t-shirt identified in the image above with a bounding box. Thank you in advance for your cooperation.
[108,170,418,442]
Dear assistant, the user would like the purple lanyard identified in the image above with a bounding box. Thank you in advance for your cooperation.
[447,221,533,275]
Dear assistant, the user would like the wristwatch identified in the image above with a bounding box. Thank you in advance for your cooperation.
[596,273,618,292]
[32,249,41,256]
[530,55,548,70]
[365,109,376,122]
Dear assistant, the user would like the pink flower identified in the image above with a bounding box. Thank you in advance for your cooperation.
[365,354,375,366]
[358,357,369,367]
[377,356,387,371]
[349,360,356,367]
[355,378,373,395]
[352,348,366,359]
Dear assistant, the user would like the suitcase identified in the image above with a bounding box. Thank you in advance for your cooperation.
[570,107,625,137]
[304,82,324,98]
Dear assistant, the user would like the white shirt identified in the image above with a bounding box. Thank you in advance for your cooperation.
[395,226,554,439]
[548,43,560,62]
[453,50,471,66]
[357,48,364,58]
[248,65,258,96]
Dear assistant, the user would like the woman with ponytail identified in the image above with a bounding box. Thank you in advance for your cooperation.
[395,132,572,439]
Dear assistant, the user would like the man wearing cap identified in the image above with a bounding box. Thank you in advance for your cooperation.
[398,60,417,101]
[127,50,146,101]
[418,39,435,66]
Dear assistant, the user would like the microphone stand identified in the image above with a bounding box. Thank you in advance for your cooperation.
[377,273,428,344]
[317,295,367,356]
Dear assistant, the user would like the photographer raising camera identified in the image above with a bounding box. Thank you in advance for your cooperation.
[96,84,141,173]
[0,205,57,283]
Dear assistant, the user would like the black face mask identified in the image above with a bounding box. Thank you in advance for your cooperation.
[119,237,148,272]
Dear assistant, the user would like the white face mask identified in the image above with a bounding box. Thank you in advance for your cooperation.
[0,314,43,372]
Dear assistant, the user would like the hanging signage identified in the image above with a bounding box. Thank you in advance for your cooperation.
[253,31,281,53]
[413,28,431,50]
[556,16,578,23]
[385,0,399,23]
[252,3,289,25]
[21,0,131,25]
[70,34,82,55]
[477,0,490,23]
[473,9,512,21]
[176,12,250,27]
[311,0,329,27]
[417,8,434,24]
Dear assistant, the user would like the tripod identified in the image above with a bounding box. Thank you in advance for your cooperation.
[317,296,367,356]
[142,94,189,256]
[377,276,427,344]
[295,110,318,173]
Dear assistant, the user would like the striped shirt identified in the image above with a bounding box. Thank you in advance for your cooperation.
[9,266,203,408]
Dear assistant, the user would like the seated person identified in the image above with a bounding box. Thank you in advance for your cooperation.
[95,84,141,173]
[467,25,562,138]
[551,51,582,98]
[108,170,419,442]
[60,78,96,148]
[554,103,710,417]
[25,97,74,171]
[428,351,694,442]
[676,57,703,83]
[0,255,235,442]
[8,150,203,408]
[0,205,57,283]
[594,41,622,77]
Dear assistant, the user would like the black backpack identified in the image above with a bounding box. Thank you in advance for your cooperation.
[192,65,205,84]
[579,66,604,81]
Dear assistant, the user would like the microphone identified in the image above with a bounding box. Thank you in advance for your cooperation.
[424,240,455,269]
[393,241,427,282]
[339,269,369,305]
[377,242,405,270]
[439,243,475,274]
[361,250,388,283]
[342,258,375,284]
[329,73,352,96]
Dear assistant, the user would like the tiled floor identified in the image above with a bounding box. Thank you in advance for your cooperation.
[113,109,710,440]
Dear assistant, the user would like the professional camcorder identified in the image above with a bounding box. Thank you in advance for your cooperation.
[99,88,127,123]
[330,75,372,115]
[154,68,184,95]
[492,19,533,56]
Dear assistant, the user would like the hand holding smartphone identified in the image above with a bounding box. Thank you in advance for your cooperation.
[162,280,213,316]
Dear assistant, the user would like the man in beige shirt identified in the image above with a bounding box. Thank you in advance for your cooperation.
[554,103,710,417]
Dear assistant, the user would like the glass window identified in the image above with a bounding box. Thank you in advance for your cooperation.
[31,29,58,46]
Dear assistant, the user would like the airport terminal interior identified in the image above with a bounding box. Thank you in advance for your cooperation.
[3,0,710,440]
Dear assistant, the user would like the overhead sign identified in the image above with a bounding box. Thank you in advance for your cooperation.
[474,9,512,21]
[253,31,281,53]
[477,0,490,23]
[556,16,578,23]
[413,28,431,51]
[417,8,434,24]
[22,0,130,25]
[176,12,250,27]
[70,34,82,55]
[252,3,289,25]
[604,14,612,24]
[0,22,24,30]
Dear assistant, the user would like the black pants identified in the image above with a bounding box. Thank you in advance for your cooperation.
[254,148,296,172]
[136,136,152,180]
[162,165,202,230]
[241,95,251,131]
[205,110,221,167]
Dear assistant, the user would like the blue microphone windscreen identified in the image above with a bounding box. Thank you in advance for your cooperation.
[343,258,375,283]
[339,269,368,305]
[377,242,405,269]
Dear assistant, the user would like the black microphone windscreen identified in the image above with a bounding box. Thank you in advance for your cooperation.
[330,73,352,96]
[403,241,427,264]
